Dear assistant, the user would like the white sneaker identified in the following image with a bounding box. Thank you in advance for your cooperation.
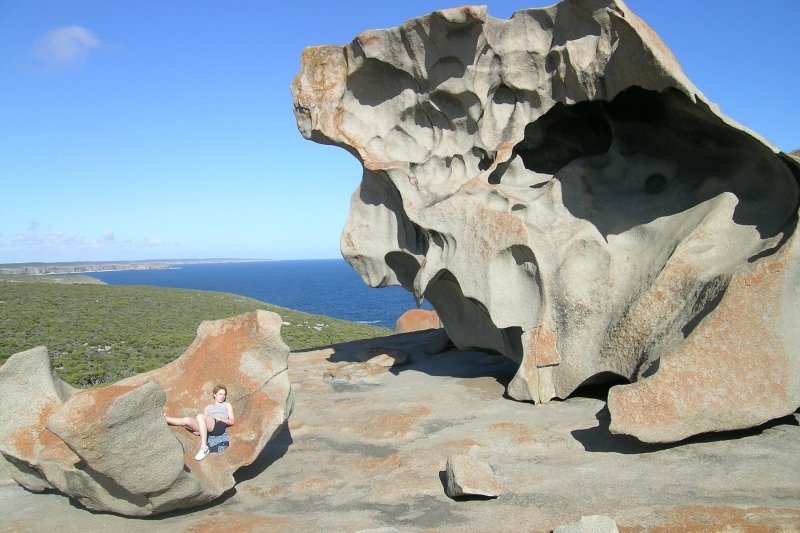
[194,446,209,461]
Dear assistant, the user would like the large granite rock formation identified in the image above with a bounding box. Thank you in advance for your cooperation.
[292,0,800,442]
[0,310,292,515]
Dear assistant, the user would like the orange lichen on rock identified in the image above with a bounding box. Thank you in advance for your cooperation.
[350,405,432,442]
[292,0,800,442]
[629,505,800,533]
[608,241,798,442]
[183,511,297,533]
[395,309,441,333]
[0,310,292,516]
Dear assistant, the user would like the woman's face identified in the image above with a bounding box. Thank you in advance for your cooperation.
[214,389,227,403]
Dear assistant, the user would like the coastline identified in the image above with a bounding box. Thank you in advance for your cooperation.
[0,258,270,275]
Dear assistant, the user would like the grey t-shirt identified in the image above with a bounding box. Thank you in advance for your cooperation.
[207,403,228,419]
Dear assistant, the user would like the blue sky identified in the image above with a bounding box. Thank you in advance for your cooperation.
[1,0,797,264]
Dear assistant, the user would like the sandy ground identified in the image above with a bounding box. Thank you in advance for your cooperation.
[1,330,799,532]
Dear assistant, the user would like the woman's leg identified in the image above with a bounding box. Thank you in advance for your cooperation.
[167,414,214,459]
[165,415,200,433]
[195,414,215,450]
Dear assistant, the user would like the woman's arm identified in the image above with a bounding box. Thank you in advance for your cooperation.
[224,402,235,427]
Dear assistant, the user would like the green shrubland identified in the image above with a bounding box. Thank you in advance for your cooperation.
[0,280,390,387]
[0,273,105,284]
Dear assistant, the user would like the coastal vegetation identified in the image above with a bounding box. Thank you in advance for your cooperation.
[0,273,106,284]
[0,278,390,387]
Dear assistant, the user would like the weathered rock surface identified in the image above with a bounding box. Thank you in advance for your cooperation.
[0,346,76,493]
[292,0,800,442]
[553,515,619,533]
[2,332,798,531]
[394,309,441,333]
[445,454,501,499]
[0,310,292,516]
[368,350,409,367]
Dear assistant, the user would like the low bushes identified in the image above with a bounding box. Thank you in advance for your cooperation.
[0,281,389,387]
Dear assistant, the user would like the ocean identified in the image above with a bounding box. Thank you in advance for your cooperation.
[86,259,432,329]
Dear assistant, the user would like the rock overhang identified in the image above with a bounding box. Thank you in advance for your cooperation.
[292,0,800,442]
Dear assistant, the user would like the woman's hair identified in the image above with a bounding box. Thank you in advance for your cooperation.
[213,384,227,396]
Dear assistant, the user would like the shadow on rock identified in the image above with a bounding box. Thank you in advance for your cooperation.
[572,405,799,454]
[139,489,240,521]
[57,485,240,521]
[234,422,294,484]
[118,425,295,521]
[437,470,497,502]
[325,331,438,363]
[328,331,518,384]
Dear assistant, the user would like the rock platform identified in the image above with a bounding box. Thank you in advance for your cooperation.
[2,330,798,531]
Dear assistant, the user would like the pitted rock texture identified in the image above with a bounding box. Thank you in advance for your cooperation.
[292,0,800,442]
[0,310,292,515]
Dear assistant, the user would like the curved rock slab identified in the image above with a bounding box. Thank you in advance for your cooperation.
[292,0,800,441]
[0,346,76,492]
[0,310,292,515]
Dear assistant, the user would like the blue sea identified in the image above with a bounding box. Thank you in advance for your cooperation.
[87,260,432,329]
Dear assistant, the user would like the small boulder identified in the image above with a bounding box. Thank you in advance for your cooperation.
[394,309,441,334]
[366,350,409,367]
[322,349,408,384]
[444,454,501,499]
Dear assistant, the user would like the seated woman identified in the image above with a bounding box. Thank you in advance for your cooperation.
[165,384,235,460]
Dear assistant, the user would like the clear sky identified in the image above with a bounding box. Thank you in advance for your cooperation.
[1,0,797,264]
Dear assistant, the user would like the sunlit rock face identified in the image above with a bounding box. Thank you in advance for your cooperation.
[0,311,292,515]
[292,0,800,442]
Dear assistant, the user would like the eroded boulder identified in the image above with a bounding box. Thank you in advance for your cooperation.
[292,0,800,442]
[0,310,292,515]
[394,309,441,333]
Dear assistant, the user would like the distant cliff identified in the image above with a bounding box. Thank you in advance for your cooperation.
[1,263,168,275]
[0,259,266,275]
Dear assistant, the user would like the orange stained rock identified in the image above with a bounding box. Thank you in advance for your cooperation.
[357,453,404,472]
[11,400,56,459]
[629,505,800,533]
[488,421,539,446]
[1,311,291,516]
[527,324,560,368]
[182,511,295,533]
[608,248,794,441]
[395,308,441,333]
[350,405,433,441]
